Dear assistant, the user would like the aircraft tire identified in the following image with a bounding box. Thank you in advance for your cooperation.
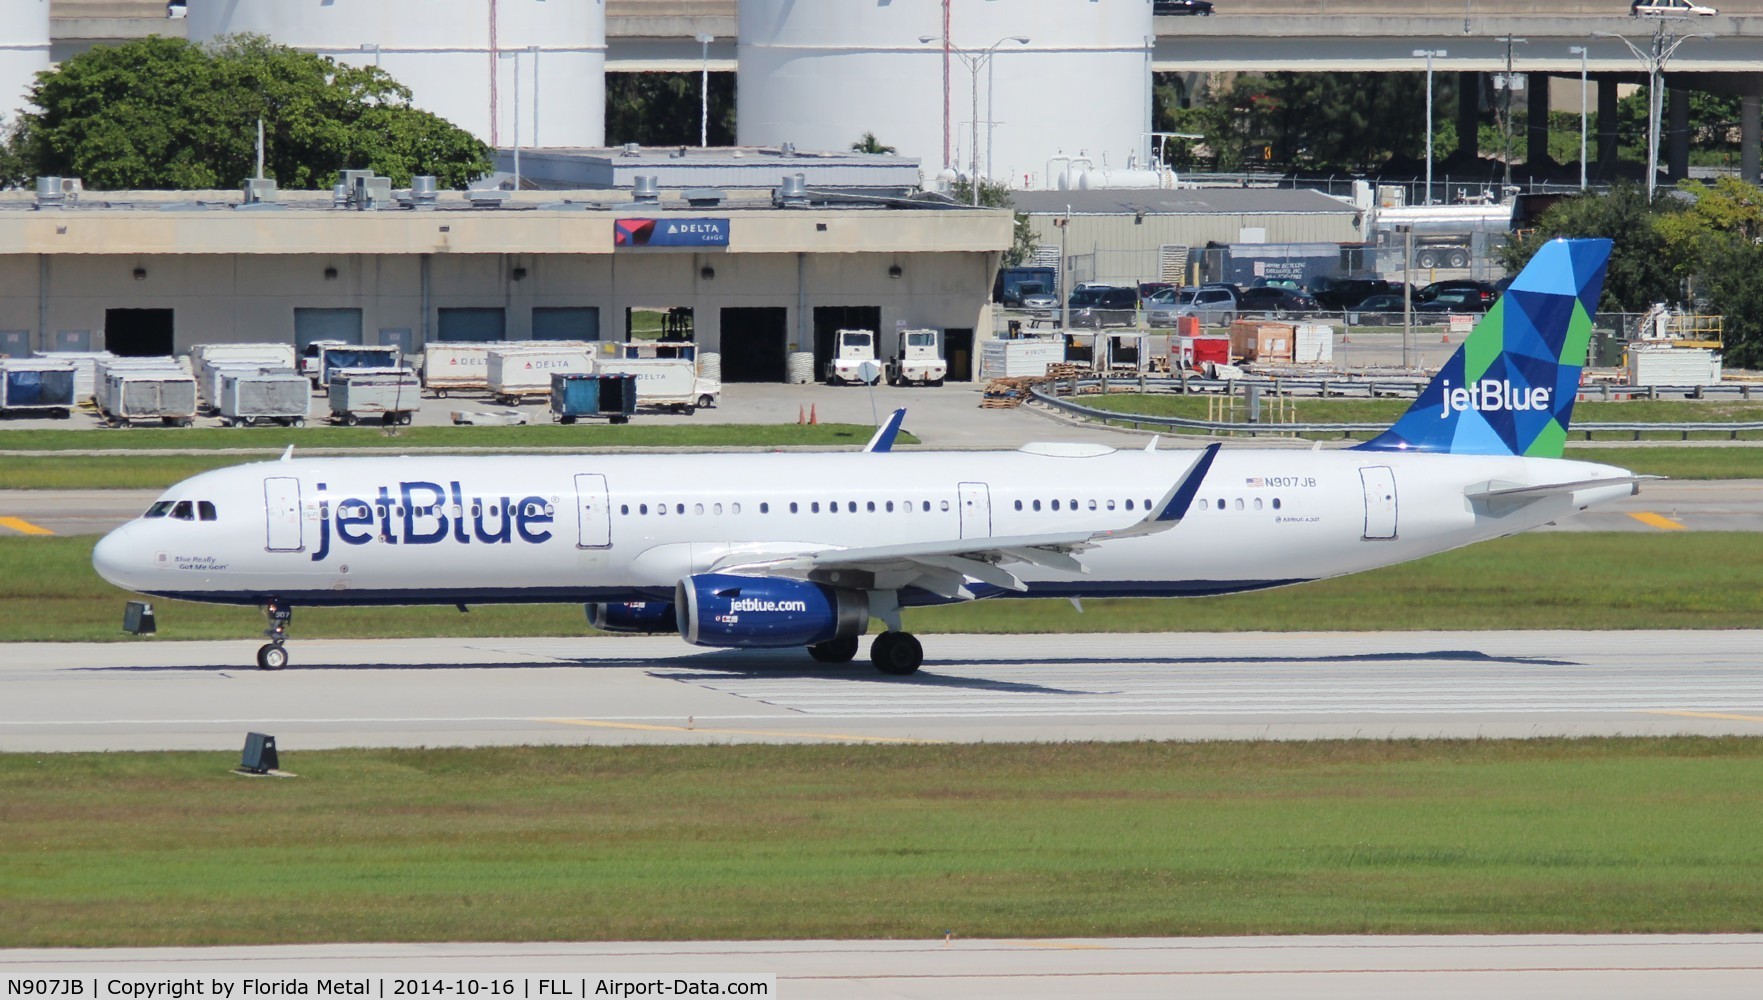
[808,635,859,664]
[871,632,922,675]
[256,643,288,670]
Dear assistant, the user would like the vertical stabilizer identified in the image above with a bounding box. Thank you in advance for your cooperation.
[1357,237,1609,457]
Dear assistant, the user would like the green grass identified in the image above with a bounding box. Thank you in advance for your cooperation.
[3,738,1761,945]
[1080,394,1763,445]
[9,532,1760,642]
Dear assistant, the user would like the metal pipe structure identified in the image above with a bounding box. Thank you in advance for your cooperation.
[1570,45,1587,191]
[1596,22,1712,203]
[697,33,713,147]
[1413,49,1447,205]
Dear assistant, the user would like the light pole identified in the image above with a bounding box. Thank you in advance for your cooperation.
[1569,45,1588,190]
[1413,49,1447,205]
[1495,36,1527,192]
[498,47,534,189]
[1596,24,1712,202]
[921,35,1030,205]
[696,33,713,148]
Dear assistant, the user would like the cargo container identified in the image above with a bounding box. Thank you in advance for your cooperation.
[487,346,593,403]
[1628,346,1721,387]
[191,343,297,409]
[1293,323,1335,364]
[421,341,501,397]
[551,372,637,424]
[591,357,718,413]
[1228,321,1294,362]
[98,370,199,427]
[0,359,77,417]
[328,368,421,425]
[979,337,1066,379]
[34,351,116,405]
[217,370,310,427]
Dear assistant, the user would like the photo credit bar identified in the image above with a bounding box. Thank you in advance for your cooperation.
[4,978,774,1000]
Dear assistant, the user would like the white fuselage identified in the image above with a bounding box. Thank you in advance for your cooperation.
[92,446,1635,608]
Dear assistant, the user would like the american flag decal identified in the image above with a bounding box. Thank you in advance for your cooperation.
[1245,477,1265,487]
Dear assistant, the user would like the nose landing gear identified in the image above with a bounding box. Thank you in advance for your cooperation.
[257,599,292,670]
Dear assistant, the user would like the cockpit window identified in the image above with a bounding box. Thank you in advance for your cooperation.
[171,501,195,521]
[198,501,217,522]
[144,501,174,519]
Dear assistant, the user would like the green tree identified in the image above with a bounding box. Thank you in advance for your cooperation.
[604,72,735,147]
[11,35,489,190]
[851,132,895,155]
[950,177,1037,268]
[1497,183,1681,313]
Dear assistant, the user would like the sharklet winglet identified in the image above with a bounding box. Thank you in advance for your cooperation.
[863,408,907,453]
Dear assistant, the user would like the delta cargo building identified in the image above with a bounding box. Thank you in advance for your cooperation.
[0,178,1013,383]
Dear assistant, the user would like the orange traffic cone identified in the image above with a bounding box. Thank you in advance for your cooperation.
[1441,333,1451,343]
[809,404,819,425]
[797,405,805,424]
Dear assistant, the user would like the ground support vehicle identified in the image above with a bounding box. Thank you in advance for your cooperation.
[886,328,947,386]
[0,359,76,418]
[551,372,637,424]
[217,370,310,427]
[826,329,880,385]
[327,368,421,425]
[191,343,297,411]
[421,341,501,398]
[593,357,718,413]
[98,370,198,427]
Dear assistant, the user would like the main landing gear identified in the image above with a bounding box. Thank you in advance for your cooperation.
[257,599,292,670]
[804,632,924,674]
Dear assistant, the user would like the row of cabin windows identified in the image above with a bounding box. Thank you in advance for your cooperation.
[1198,497,1283,512]
[1015,497,1154,513]
[617,499,956,517]
[144,500,217,522]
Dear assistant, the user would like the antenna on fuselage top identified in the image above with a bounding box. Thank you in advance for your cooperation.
[279,445,294,462]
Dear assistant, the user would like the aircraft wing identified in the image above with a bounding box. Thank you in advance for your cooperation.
[714,444,1219,599]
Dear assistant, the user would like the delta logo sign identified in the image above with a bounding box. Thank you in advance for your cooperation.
[614,217,730,248]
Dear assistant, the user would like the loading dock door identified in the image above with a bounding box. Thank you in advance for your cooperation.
[105,309,174,356]
[720,307,788,382]
[1360,466,1398,540]
[574,473,611,548]
[264,477,304,552]
[958,482,992,539]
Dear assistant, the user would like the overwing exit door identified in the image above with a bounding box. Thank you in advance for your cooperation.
[958,481,992,539]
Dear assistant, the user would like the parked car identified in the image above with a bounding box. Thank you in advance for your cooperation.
[1067,285,1139,329]
[1137,281,1176,305]
[1310,277,1403,310]
[1238,286,1320,316]
[1345,294,1410,324]
[1631,1,1717,17]
[1416,279,1498,311]
[1155,0,1216,15]
[1146,284,1238,328]
[1414,288,1493,314]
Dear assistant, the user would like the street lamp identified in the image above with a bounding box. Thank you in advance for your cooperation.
[1569,46,1588,190]
[1595,24,1712,202]
[1413,49,1447,205]
[696,34,714,148]
[921,35,1030,206]
[1494,36,1527,192]
[498,46,538,189]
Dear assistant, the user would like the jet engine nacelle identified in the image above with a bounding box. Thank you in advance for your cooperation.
[676,573,869,648]
[585,601,679,634]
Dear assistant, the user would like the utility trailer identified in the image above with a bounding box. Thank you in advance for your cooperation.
[97,368,199,427]
[328,368,421,425]
[421,341,501,398]
[885,328,947,386]
[551,372,637,424]
[217,369,310,427]
[0,359,77,418]
[190,343,297,411]
[306,343,401,391]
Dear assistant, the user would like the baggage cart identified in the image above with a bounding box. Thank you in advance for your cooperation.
[0,359,77,418]
[98,370,199,427]
[191,343,297,410]
[218,369,311,427]
[551,372,636,424]
[328,368,421,425]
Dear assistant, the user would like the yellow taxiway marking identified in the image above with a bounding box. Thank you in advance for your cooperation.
[1646,710,1763,725]
[1628,511,1686,531]
[537,718,932,744]
[0,516,55,536]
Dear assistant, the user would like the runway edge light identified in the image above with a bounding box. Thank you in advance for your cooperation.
[239,732,279,775]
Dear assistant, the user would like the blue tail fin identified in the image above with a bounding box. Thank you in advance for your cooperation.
[1357,237,1610,458]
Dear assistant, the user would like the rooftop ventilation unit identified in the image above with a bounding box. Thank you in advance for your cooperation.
[242,178,278,205]
[407,175,438,210]
[355,175,393,211]
[684,188,726,208]
[632,175,661,203]
[622,142,641,157]
[780,142,796,156]
[467,189,510,209]
[775,173,808,206]
[34,176,64,210]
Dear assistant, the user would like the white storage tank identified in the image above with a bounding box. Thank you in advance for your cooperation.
[738,0,1152,190]
[1,0,50,123]
[185,0,605,148]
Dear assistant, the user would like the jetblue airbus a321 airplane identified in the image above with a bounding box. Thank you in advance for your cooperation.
[95,238,1643,675]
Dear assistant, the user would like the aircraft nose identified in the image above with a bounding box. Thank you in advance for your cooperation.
[92,526,146,591]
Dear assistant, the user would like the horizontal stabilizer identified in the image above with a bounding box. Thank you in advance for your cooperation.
[1465,474,1657,515]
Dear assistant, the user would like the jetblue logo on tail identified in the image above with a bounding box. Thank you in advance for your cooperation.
[1358,237,1610,458]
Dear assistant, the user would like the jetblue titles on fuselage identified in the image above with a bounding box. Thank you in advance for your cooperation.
[310,480,554,562]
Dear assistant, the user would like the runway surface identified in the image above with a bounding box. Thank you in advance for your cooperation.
[4,630,1759,751]
[3,936,1761,999]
